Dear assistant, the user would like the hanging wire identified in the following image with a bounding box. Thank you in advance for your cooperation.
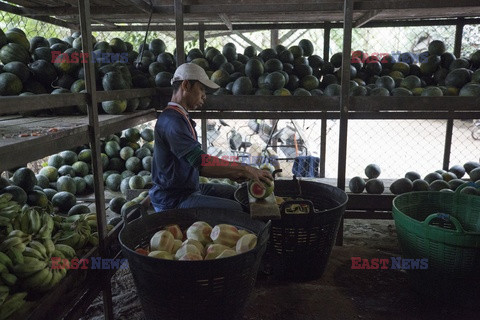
[135,0,154,69]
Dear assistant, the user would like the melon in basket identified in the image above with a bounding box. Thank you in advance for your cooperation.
[186,221,212,245]
[210,224,241,247]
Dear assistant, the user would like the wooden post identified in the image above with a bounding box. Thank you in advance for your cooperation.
[78,0,113,319]
[174,0,185,66]
[443,19,464,170]
[336,0,354,246]
[271,29,279,48]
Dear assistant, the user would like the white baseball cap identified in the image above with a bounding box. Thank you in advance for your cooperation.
[171,63,220,89]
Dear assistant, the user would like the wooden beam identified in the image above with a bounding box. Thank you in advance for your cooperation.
[218,13,233,31]
[279,29,298,44]
[126,0,152,14]
[0,2,77,29]
[233,32,263,52]
[353,10,381,28]
[174,0,185,66]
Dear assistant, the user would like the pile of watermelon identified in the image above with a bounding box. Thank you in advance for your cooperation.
[0,27,173,115]
[349,161,480,195]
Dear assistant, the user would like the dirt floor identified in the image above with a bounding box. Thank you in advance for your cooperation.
[81,219,480,320]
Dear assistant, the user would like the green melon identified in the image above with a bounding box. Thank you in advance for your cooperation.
[390,178,413,195]
[441,172,457,182]
[469,167,480,182]
[105,141,121,158]
[121,170,136,180]
[248,179,274,199]
[58,165,76,177]
[27,190,49,208]
[57,176,77,194]
[447,165,464,179]
[67,204,90,216]
[0,185,27,205]
[365,179,384,194]
[365,164,381,179]
[59,150,78,165]
[48,154,65,169]
[12,167,37,192]
[404,171,421,181]
[126,157,142,173]
[77,149,92,163]
[124,128,141,143]
[129,175,146,190]
[109,196,127,214]
[52,191,76,212]
[106,173,122,192]
[108,158,125,172]
[0,72,23,96]
[73,177,87,195]
[120,146,135,160]
[400,75,421,90]
[35,174,50,189]
[464,161,480,174]
[84,174,94,191]
[135,147,151,160]
[348,176,366,193]
[101,153,109,169]
[460,186,479,196]
[448,179,465,191]
[120,177,131,195]
[102,100,127,115]
[42,188,57,201]
[424,172,443,184]
[140,128,154,142]
[72,161,89,177]
[411,179,429,191]
[430,180,451,192]
[120,200,138,216]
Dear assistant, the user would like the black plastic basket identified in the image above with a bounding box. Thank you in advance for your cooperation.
[235,178,348,281]
[118,207,270,320]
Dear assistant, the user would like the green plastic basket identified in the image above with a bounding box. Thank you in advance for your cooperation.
[392,182,480,303]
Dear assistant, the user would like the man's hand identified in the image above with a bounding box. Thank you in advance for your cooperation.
[239,165,274,188]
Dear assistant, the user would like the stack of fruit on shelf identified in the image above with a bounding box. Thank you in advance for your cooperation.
[348,161,480,195]
[154,38,480,97]
[35,126,154,212]
[0,27,167,115]
[134,221,257,261]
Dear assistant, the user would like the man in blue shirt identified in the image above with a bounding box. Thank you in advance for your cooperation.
[150,63,273,212]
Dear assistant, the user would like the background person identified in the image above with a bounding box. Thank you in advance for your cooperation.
[149,63,273,212]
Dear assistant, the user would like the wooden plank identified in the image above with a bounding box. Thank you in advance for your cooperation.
[248,192,281,220]
[0,110,156,172]
[0,93,87,115]
[353,9,381,28]
[96,88,163,102]
[0,2,77,29]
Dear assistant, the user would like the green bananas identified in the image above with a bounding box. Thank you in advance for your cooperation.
[0,292,28,320]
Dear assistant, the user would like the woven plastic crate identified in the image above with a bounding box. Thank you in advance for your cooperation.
[392,183,480,303]
[235,178,348,281]
[119,207,270,320]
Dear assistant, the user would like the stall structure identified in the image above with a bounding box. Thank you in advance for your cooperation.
[0,0,480,319]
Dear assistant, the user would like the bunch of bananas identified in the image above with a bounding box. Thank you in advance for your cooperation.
[53,214,92,250]
[0,292,28,320]
[12,239,72,293]
[53,213,114,250]
[12,206,54,240]
[0,194,22,239]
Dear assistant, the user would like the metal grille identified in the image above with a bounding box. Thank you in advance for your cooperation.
[0,10,70,39]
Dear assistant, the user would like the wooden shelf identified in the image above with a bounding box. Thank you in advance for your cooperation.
[0,109,156,172]
[4,0,480,29]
